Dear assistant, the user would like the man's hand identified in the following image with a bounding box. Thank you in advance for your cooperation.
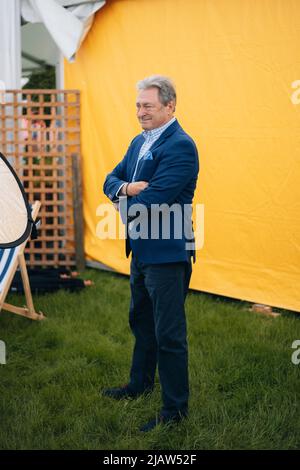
[121,181,149,196]
[128,181,149,196]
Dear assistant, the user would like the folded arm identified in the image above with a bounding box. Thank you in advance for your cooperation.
[103,140,149,202]
[126,139,197,211]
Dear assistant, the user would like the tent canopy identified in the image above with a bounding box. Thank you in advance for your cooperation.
[0,0,106,88]
[21,0,106,63]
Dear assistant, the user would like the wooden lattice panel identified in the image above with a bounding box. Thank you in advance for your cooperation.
[0,89,84,269]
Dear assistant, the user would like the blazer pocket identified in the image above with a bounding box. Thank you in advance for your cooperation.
[136,160,157,181]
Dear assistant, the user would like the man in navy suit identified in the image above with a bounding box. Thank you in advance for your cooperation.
[103,75,199,431]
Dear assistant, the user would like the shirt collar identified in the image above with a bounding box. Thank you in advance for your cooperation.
[142,117,176,140]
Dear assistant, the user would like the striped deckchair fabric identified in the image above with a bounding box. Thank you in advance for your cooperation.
[0,202,45,321]
[0,247,19,292]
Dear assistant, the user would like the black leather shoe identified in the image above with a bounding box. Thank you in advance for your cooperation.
[139,413,185,432]
[102,384,139,400]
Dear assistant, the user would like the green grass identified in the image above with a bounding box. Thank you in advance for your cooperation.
[0,268,299,450]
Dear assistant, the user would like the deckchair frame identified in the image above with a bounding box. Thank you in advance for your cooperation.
[0,201,45,321]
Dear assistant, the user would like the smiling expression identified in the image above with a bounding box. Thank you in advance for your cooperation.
[136,87,175,131]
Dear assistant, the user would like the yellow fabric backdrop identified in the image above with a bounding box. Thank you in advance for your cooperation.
[65,0,300,312]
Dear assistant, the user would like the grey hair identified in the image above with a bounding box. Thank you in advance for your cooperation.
[136,75,176,106]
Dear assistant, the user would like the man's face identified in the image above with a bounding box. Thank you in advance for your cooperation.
[136,87,174,131]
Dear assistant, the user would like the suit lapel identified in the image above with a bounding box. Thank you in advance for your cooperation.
[129,136,144,181]
[128,120,181,181]
[149,119,180,153]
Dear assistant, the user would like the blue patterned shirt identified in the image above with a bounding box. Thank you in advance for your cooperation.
[131,117,176,181]
[117,117,176,196]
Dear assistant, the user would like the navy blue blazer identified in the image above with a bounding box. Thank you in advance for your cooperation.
[103,120,199,264]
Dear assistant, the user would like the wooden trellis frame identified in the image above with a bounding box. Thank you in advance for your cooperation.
[0,89,84,270]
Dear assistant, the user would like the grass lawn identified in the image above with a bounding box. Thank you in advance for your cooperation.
[0,268,299,450]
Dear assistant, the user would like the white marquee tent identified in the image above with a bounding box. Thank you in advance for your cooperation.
[0,0,105,89]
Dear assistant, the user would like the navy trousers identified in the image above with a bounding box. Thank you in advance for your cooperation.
[128,255,192,418]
